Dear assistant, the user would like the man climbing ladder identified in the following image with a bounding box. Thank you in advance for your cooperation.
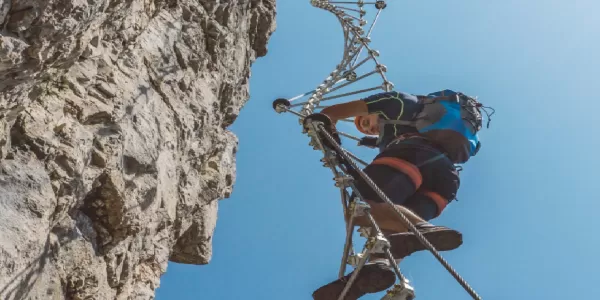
[310,89,487,300]
[270,1,488,298]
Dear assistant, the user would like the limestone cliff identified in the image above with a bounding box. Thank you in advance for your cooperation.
[0,0,276,299]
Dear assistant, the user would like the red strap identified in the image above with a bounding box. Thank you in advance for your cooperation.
[371,157,422,189]
[420,190,448,218]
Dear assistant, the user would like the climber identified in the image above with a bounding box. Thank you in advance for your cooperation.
[310,90,485,300]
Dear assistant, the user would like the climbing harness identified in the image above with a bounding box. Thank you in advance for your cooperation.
[272,1,482,299]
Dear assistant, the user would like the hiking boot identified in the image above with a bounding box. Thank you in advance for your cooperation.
[312,262,396,300]
[387,223,462,259]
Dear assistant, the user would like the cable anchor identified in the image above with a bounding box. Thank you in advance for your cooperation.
[381,279,416,300]
[349,200,370,217]
[375,1,387,9]
[366,233,390,254]
[320,151,338,167]
[358,226,372,238]
[344,71,358,81]
[272,98,291,113]
[347,253,365,268]
[334,175,354,187]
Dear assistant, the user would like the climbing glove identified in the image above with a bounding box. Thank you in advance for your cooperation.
[302,113,342,148]
[357,136,378,148]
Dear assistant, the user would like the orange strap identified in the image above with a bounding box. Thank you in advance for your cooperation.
[371,157,422,189]
[421,190,449,217]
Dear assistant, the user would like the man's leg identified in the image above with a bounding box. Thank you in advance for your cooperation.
[385,190,462,259]
[351,162,425,232]
[313,150,461,299]
[347,155,462,255]
[355,202,425,233]
[383,147,463,259]
[349,145,463,259]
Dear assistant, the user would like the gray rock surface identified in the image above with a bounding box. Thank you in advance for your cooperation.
[0,0,276,299]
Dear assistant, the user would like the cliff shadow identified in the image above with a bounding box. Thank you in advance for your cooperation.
[0,229,75,300]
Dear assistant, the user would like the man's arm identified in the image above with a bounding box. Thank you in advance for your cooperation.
[320,91,416,123]
[320,100,370,123]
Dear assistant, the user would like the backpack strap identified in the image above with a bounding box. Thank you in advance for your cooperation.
[374,119,418,145]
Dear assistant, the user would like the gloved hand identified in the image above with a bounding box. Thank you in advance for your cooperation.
[357,136,378,148]
[303,113,342,148]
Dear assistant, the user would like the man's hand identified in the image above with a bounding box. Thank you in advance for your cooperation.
[303,113,342,147]
[357,136,378,148]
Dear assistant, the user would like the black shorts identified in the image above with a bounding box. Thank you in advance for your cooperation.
[352,138,460,220]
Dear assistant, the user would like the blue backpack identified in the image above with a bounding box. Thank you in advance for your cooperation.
[389,90,483,164]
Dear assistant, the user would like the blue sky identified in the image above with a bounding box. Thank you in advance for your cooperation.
[156,1,600,299]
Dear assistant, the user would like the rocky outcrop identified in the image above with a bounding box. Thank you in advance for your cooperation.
[0,0,276,299]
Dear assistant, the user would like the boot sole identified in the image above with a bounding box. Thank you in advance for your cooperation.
[355,265,396,294]
[389,229,463,259]
[313,266,396,300]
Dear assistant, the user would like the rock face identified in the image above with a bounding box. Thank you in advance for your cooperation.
[0,0,276,299]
